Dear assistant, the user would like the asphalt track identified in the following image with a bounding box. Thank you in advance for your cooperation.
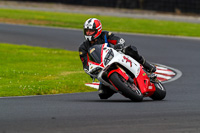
[0,23,200,133]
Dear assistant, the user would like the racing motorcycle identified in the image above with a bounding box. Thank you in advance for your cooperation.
[87,43,166,102]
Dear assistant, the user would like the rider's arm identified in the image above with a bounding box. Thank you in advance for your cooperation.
[106,31,125,51]
[79,44,97,78]
[79,43,89,73]
[106,31,125,46]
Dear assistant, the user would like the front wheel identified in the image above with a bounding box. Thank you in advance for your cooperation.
[150,82,166,100]
[109,72,143,102]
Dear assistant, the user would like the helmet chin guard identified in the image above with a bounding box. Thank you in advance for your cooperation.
[85,35,93,41]
[83,18,102,41]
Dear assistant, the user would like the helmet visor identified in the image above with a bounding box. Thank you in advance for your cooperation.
[84,29,96,36]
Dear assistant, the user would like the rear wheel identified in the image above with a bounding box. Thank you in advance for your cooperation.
[150,82,166,100]
[109,72,143,102]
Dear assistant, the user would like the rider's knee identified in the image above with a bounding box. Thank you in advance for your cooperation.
[126,45,138,52]
[124,45,139,56]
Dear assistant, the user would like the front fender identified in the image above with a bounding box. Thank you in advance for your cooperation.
[107,68,129,81]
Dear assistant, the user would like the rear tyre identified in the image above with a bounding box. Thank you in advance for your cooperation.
[150,82,166,100]
[109,72,143,102]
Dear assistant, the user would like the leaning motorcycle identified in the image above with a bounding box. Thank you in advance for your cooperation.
[87,43,166,102]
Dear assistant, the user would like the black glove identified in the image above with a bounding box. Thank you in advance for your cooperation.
[114,44,124,51]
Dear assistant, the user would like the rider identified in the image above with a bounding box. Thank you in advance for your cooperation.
[79,18,156,99]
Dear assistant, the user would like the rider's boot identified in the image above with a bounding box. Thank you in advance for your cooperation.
[98,83,115,99]
[139,57,156,73]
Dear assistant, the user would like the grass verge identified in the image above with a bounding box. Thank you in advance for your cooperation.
[0,8,199,97]
[0,43,95,97]
[0,8,200,37]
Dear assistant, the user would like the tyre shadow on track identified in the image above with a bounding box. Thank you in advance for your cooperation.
[73,99,156,103]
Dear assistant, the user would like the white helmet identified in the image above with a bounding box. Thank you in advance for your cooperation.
[83,18,102,41]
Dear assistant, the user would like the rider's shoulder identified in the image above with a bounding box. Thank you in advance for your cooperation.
[101,31,114,37]
[80,40,90,46]
[79,40,89,50]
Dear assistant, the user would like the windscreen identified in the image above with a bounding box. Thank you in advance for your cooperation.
[88,44,103,64]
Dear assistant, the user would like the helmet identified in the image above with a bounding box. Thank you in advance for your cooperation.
[83,18,102,41]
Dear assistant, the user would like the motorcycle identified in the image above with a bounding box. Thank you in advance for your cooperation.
[87,43,166,102]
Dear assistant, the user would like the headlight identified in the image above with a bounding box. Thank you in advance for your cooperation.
[90,67,102,75]
[104,49,114,66]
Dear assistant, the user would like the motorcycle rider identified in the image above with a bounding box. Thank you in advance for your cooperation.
[79,18,156,99]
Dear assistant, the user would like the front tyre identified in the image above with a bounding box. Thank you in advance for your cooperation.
[150,82,166,100]
[109,72,143,102]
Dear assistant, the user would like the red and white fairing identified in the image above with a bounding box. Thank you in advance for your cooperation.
[86,43,168,101]
[88,43,140,80]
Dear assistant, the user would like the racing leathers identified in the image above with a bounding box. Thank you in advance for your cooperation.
[79,31,156,99]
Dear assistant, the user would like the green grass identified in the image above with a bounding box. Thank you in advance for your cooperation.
[0,8,200,37]
[0,43,96,97]
[0,8,199,97]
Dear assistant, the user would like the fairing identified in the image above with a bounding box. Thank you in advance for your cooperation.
[87,43,155,96]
